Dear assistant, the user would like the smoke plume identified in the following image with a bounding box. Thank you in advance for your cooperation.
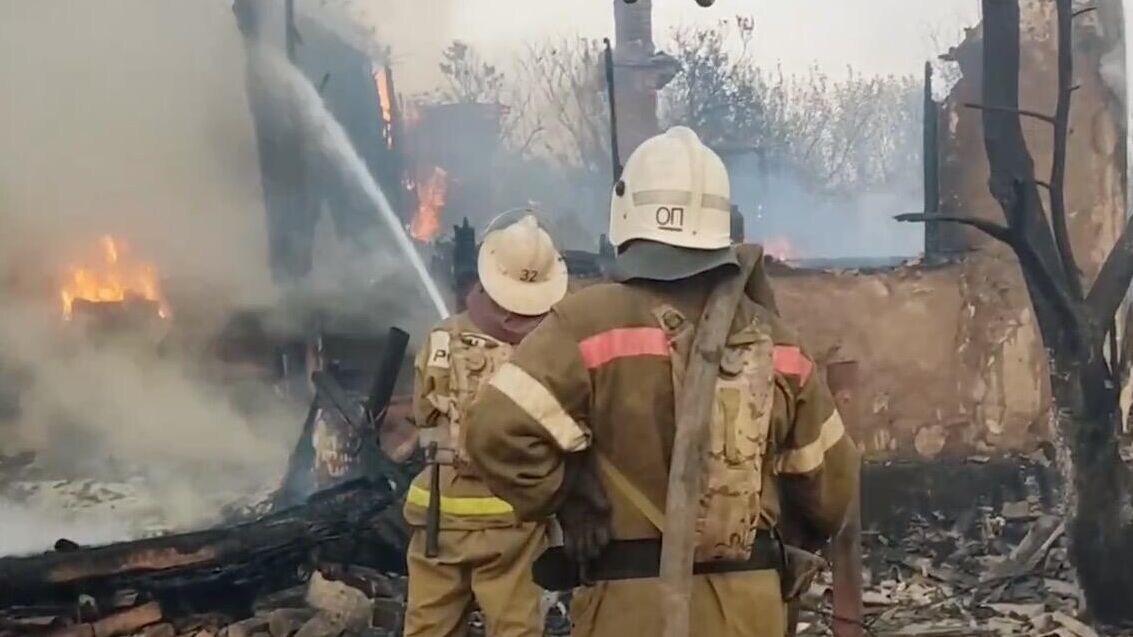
[0,1,297,554]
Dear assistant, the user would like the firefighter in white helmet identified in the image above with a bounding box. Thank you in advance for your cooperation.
[403,213,568,637]
[464,127,859,637]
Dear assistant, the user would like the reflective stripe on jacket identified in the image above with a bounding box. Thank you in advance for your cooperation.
[404,312,519,530]
[465,256,860,545]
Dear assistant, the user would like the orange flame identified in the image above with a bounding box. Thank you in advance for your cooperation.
[373,68,394,149]
[410,167,448,242]
[60,235,170,320]
[763,237,796,262]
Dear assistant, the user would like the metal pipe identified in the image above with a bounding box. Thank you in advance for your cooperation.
[923,61,941,257]
[425,442,441,558]
[603,38,622,182]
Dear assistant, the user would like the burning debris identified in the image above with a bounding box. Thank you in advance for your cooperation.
[8,0,1133,635]
[762,237,797,263]
[373,68,395,149]
[408,167,447,243]
[0,325,419,636]
[59,236,170,322]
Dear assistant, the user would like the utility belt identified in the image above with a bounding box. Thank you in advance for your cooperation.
[532,530,783,591]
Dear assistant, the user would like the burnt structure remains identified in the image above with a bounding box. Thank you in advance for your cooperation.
[5,0,1133,635]
[236,0,399,285]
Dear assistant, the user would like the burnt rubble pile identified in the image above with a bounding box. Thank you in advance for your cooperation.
[796,498,1132,637]
[0,480,411,637]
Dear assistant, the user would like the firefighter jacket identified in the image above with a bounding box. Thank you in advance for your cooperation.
[403,312,521,530]
[464,259,860,554]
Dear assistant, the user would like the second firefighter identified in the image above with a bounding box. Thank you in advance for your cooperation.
[403,213,569,637]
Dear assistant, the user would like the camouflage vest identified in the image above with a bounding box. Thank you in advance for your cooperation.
[654,303,776,563]
[443,328,513,461]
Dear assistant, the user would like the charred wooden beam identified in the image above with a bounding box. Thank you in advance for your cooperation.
[452,218,477,311]
[44,601,163,637]
[0,480,398,609]
[311,371,409,491]
[365,327,410,424]
[278,327,412,508]
[922,62,942,258]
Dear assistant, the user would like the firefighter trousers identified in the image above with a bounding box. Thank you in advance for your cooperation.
[404,522,547,637]
[569,569,787,637]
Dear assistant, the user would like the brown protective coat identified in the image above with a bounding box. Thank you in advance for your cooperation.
[466,245,860,637]
[403,313,548,637]
[404,312,517,530]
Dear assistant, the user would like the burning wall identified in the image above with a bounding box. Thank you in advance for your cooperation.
[406,102,503,239]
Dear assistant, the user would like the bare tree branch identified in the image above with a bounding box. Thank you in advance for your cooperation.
[970,0,1133,618]
[1118,310,1133,388]
[897,208,1081,332]
[895,213,1013,243]
[1051,0,1084,299]
[1011,226,1085,341]
[519,39,610,176]
[515,125,546,156]
[1087,216,1133,327]
[1108,319,1119,376]
[978,0,1078,330]
[978,0,1085,346]
[661,20,919,194]
[964,102,1058,125]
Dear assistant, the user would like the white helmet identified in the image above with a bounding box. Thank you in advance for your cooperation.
[608,127,737,281]
[477,213,568,316]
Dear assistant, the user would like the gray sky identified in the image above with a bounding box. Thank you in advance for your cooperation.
[355,0,982,93]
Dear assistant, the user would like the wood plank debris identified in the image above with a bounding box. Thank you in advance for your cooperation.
[0,480,412,637]
[790,495,1132,637]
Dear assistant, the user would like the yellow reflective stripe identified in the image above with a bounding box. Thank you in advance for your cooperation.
[405,485,514,516]
[489,363,590,452]
[776,410,846,475]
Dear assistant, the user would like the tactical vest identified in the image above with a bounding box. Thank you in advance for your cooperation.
[655,303,776,563]
[438,328,514,462]
[405,321,518,528]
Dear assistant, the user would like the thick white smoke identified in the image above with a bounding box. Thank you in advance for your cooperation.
[0,1,296,554]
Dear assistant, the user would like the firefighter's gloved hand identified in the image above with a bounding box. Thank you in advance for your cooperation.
[556,451,613,584]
